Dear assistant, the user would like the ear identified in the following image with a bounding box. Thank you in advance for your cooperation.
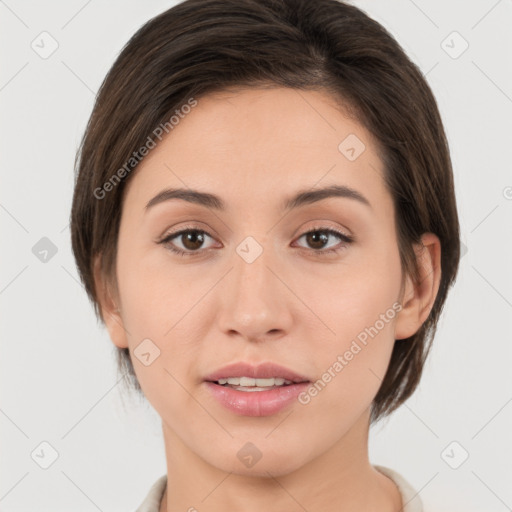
[93,254,129,349]
[394,233,442,340]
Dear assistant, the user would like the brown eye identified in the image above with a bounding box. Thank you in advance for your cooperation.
[159,229,216,256]
[305,231,329,250]
[294,228,354,254]
[179,230,206,250]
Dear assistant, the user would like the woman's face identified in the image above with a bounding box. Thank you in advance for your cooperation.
[102,86,421,476]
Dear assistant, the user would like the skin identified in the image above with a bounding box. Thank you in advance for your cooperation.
[94,86,441,511]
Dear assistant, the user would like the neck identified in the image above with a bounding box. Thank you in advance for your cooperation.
[159,407,402,512]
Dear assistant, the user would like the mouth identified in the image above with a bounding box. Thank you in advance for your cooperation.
[203,361,311,389]
[208,376,301,392]
[203,362,311,416]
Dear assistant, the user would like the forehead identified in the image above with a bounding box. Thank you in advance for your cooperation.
[154,86,373,159]
[122,86,389,216]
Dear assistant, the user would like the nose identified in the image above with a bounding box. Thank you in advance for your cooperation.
[215,239,295,343]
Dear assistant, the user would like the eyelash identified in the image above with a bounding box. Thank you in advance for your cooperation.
[158,225,354,258]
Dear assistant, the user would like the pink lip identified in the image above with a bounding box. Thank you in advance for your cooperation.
[203,361,311,417]
[203,361,310,383]
[204,381,310,416]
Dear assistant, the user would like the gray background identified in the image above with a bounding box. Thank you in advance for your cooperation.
[1,0,511,510]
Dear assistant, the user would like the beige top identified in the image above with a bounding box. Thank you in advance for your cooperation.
[135,464,423,511]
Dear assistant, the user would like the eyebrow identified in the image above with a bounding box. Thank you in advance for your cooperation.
[144,184,372,212]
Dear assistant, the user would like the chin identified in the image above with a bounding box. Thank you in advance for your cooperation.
[201,440,312,478]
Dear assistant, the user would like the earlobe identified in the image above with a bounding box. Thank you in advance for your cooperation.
[394,233,442,340]
[93,254,129,349]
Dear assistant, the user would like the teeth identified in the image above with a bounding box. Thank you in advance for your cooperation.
[217,377,292,386]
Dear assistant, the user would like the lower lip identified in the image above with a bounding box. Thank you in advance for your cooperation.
[204,381,310,417]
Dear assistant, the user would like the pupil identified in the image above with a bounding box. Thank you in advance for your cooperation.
[307,231,327,249]
[183,231,204,250]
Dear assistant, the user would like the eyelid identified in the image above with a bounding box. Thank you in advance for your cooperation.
[298,222,353,240]
[292,226,354,252]
[158,222,354,256]
[157,221,215,243]
[158,224,218,251]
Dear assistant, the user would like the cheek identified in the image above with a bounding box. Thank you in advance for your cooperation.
[297,296,399,427]
[115,244,214,399]
[305,250,402,406]
[116,240,202,333]
[309,243,401,339]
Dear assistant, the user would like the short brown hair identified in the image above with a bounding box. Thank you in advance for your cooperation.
[70,0,460,424]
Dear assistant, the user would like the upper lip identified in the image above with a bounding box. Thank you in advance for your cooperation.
[204,362,311,384]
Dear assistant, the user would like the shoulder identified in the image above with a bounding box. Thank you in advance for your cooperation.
[373,464,424,512]
[134,474,167,512]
